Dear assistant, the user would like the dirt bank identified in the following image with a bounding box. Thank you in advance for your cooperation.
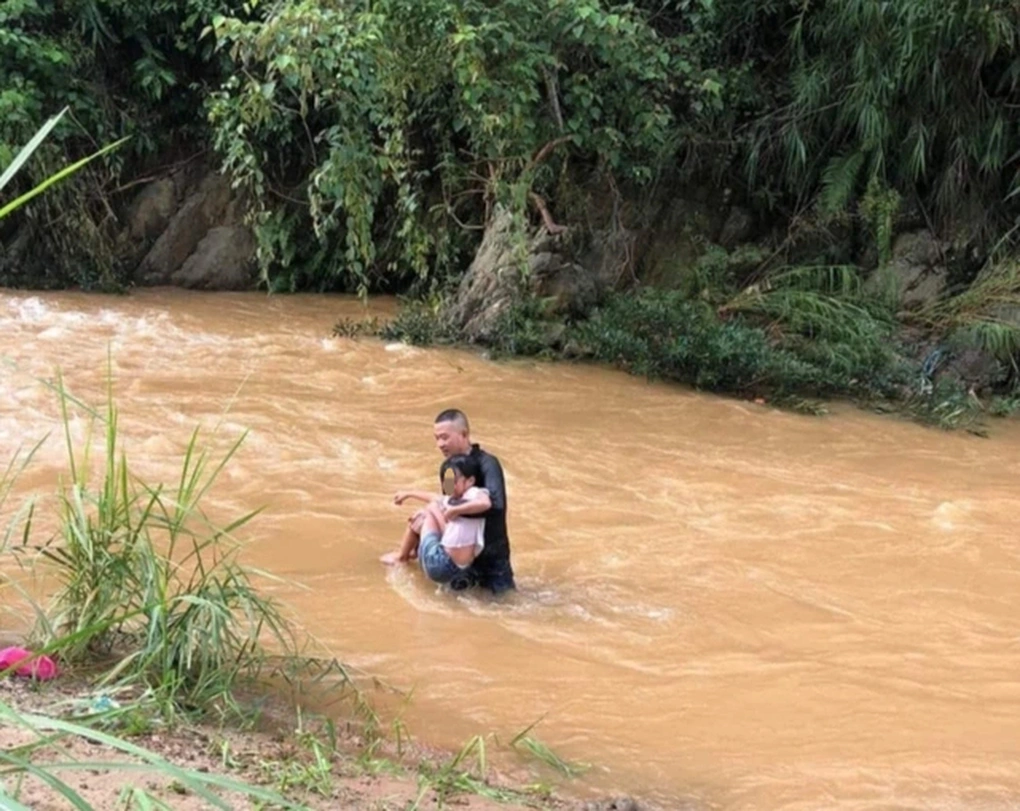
[0,673,643,811]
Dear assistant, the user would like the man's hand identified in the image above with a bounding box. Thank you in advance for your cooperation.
[443,504,461,521]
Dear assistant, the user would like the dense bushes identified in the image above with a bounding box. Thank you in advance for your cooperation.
[206,0,702,293]
[377,282,907,401]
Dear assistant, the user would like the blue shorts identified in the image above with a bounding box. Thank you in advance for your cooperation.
[419,532,477,591]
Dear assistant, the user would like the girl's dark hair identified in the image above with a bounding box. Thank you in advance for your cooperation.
[440,454,481,482]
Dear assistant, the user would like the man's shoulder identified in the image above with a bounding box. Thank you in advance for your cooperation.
[470,443,502,465]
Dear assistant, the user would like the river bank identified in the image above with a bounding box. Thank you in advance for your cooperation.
[0,667,630,811]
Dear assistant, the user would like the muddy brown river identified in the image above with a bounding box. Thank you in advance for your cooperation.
[2,289,1020,810]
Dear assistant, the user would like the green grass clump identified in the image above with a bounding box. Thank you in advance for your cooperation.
[0,699,308,810]
[14,372,294,722]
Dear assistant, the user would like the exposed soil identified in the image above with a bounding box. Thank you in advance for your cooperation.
[0,674,639,811]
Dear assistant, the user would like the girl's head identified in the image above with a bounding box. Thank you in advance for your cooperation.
[440,454,481,497]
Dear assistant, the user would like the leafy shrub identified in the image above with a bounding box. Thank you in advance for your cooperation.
[206,0,704,293]
[571,287,904,398]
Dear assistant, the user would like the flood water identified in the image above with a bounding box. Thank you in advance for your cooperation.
[2,288,1020,810]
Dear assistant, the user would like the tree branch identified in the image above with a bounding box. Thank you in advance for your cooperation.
[527,136,574,173]
[529,192,566,234]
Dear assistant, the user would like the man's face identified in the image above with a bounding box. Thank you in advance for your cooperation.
[434,420,468,458]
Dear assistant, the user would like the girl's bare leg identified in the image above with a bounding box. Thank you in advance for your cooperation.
[380,509,425,565]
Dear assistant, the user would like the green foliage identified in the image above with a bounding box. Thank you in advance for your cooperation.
[915,258,1020,365]
[901,377,988,434]
[509,718,589,778]
[373,294,560,358]
[206,0,693,293]
[487,298,561,359]
[411,735,523,808]
[988,392,1020,418]
[724,264,895,345]
[857,177,902,270]
[377,298,456,347]
[0,106,130,221]
[0,700,308,810]
[724,0,1020,238]
[574,291,787,391]
[678,243,771,303]
[571,285,904,399]
[0,0,231,287]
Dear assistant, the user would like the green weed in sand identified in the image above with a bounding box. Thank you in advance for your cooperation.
[13,370,294,722]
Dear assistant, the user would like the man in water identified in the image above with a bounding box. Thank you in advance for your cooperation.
[384,408,516,595]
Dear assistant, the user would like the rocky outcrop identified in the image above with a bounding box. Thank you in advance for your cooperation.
[125,179,176,243]
[718,205,753,249]
[938,346,1008,394]
[172,226,256,289]
[634,187,757,288]
[444,205,633,343]
[867,230,947,309]
[116,168,257,290]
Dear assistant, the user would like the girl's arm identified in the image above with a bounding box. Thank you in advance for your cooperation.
[394,489,438,505]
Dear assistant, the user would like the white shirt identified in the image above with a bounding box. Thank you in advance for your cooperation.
[441,486,487,556]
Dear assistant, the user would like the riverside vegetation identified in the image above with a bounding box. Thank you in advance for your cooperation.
[4,1,1020,430]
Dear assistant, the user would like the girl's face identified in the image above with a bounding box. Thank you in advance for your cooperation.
[442,465,474,497]
[451,473,474,498]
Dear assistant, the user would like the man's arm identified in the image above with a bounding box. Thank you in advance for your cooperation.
[445,488,491,519]
[478,453,506,512]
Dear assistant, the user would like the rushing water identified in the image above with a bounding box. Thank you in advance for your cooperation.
[3,288,1020,810]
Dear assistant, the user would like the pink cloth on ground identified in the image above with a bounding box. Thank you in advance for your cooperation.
[0,646,58,680]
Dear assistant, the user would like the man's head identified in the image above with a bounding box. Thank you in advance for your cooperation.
[433,408,472,458]
[440,454,481,497]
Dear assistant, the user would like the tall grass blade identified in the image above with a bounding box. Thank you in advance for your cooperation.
[0,788,33,811]
[22,368,294,719]
[0,701,310,810]
[0,107,68,195]
[0,749,93,810]
[0,136,131,221]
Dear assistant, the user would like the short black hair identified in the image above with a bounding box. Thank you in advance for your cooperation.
[434,409,469,432]
[440,454,481,483]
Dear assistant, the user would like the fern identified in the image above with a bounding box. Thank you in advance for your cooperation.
[720,262,898,388]
[818,152,866,216]
[914,258,1020,365]
[721,0,1020,238]
[949,318,1020,364]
